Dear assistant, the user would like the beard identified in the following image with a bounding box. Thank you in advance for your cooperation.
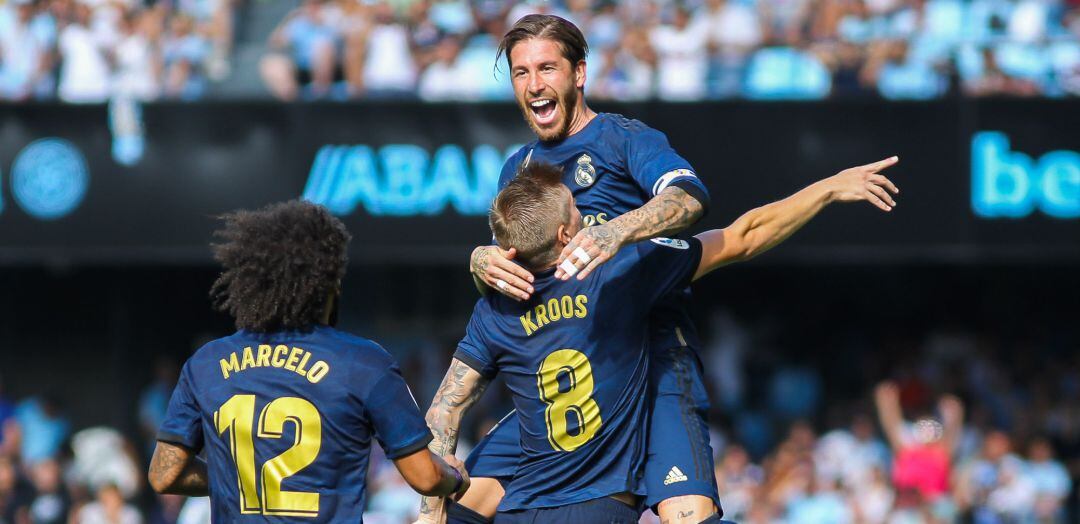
[519,85,579,143]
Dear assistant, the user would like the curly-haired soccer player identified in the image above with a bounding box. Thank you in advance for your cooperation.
[147,200,470,522]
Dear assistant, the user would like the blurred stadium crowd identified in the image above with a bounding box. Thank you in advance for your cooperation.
[3,0,1080,102]
[1,312,1076,523]
[0,0,231,101]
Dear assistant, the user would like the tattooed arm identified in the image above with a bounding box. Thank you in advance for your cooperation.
[417,359,492,523]
[148,441,209,496]
[555,186,704,280]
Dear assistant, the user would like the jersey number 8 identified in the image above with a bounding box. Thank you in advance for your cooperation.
[215,395,322,517]
[537,349,602,451]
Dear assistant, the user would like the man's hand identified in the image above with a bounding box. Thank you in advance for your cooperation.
[554,221,627,281]
[823,156,901,211]
[443,455,471,499]
[470,245,534,301]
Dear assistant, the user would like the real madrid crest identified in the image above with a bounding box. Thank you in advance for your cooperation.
[574,154,596,187]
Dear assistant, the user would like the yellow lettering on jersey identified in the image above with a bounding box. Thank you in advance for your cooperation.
[560,296,574,319]
[520,311,539,336]
[535,304,549,327]
[285,347,303,371]
[521,295,589,336]
[241,347,256,370]
[295,352,311,377]
[272,345,288,367]
[220,352,241,379]
[306,361,330,383]
[574,295,588,318]
[256,345,272,367]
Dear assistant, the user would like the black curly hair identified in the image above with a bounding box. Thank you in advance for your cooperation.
[210,200,350,332]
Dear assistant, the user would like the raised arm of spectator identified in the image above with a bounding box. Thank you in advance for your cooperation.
[417,359,491,523]
[874,381,907,451]
[939,394,964,453]
[692,156,900,280]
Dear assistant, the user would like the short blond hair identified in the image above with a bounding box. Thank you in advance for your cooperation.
[489,163,571,269]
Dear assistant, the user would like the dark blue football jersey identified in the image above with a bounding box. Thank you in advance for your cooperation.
[454,238,703,511]
[158,326,433,523]
[498,113,709,353]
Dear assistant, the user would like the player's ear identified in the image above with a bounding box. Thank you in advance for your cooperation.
[574,60,586,89]
[557,223,572,247]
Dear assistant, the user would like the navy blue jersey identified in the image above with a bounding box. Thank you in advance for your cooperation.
[454,238,703,511]
[158,326,432,523]
[499,113,709,353]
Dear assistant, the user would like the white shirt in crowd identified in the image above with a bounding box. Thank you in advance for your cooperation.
[363,23,417,92]
[0,18,45,97]
[706,0,764,49]
[650,18,710,100]
[58,23,111,102]
[113,34,159,100]
[76,503,143,524]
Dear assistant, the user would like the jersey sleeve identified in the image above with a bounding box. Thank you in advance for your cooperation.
[625,126,710,211]
[156,361,204,451]
[453,300,499,379]
[363,362,434,459]
[632,238,704,304]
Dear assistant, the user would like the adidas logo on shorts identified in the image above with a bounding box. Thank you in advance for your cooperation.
[664,466,688,485]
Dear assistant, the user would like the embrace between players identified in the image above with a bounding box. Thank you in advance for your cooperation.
[147,14,900,524]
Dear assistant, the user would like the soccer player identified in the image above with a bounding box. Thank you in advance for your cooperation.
[441,13,900,524]
[147,200,470,522]
[421,157,899,523]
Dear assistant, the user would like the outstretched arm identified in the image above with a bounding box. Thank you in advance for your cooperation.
[874,381,907,451]
[693,156,899,280]
[418,359,492,523]
[556,185,705,280]
[148,441,209,496]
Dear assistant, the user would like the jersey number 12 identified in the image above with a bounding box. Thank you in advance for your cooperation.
[215,395,322,517]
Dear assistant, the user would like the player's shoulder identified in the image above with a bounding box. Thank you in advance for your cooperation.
[599,112,664,138]
[317,326,392,360]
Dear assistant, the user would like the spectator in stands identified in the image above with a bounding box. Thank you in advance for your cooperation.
[112,10,161,101]
[0,454,28,522]
[260,0,340,100]
[13,394,69,465]
[0,0,51,100]
[137,357,177,460]
[360,1,417,98]
[0,377,17,458]
[75,483,142,524]
[1026,437,1072,521]
[161,14,208,100]
[27,458,70,524]
[650,4,710,100]
[704,0,763,97]
[57,1,111,102]
[591,28,655,101]
[875,381,963,520]
[417,35,469,101]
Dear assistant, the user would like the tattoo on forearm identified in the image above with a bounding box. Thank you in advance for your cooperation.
[419,360,490,518]
[610,186,703,243]
[149,444,209,496]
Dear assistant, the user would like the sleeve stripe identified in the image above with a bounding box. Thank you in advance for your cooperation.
[452,349,496,379]
[653,170,699,196]
[156,431,201,451]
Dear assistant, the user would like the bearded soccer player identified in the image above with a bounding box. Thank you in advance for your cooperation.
[423,14,904,524]
[147,200,470,522]
[420,158,898,523]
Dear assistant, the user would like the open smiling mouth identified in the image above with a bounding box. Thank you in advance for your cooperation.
[529,99,557,125]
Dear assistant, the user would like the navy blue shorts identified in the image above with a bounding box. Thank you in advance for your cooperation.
[463,346,720,512]
[494,497,639,524]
